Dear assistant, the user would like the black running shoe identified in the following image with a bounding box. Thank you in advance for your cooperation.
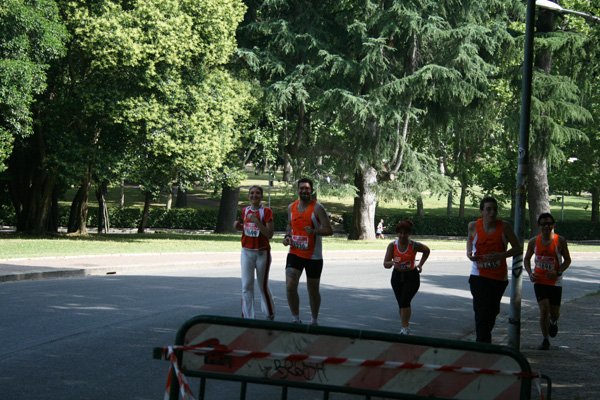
[538,339,550,350]
[549,321,558,338]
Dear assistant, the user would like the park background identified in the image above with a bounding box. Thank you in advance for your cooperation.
[1,1,600,248]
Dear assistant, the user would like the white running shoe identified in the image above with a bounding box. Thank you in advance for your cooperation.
[399,327,410,335]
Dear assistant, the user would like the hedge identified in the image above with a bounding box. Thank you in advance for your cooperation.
[343,212,600,241]
[1,205,598,240]
[59,206,290,231]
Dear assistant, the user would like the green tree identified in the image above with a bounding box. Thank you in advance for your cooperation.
[240,0,523,239]
[1,0,67,233]
[524,6,592,233]
[7,0,249,234]
[0,0,67,171]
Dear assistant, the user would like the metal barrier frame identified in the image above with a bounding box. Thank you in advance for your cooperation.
[154,315,551,400]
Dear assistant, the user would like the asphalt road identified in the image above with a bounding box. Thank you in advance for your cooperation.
[1,257,599,399]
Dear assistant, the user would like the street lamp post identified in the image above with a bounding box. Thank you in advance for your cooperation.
[508,0,536,351]
[536,0,600,23]
[509,0,600,349]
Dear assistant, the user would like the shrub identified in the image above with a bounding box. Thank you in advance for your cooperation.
[343,213,518,237]
[0,205,16,226]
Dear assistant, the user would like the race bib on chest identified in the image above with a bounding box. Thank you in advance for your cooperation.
[394,260,412,270]
[244,222,260,237]
[535,255,555,270]
[477,260,501,269]
[291,235,309,250]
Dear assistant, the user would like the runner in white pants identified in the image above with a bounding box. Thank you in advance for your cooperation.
[235,185,275,320]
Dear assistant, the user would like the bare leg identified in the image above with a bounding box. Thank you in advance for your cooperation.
[286,267,302,317]
[550,305,561,324]
[400,307,412,328]
[538,298,551,337]
[306,277,321,320]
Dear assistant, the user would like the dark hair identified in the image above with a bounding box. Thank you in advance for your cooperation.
[395,219,415,234]
[537,212,555,225]
[297,177,313,190]
[480,196,497,210]
[248,185,263,196]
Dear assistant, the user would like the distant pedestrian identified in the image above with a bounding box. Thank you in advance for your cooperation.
[235,185,275,320]
[283,178,333,325]
[466,197,522,343]
[376,219,386,239]
[524,213,571,350]
[383,220,430,334]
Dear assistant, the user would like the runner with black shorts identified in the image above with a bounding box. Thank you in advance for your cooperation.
[524,213,571,350]
[283,178,333,325]
[383,220,430,335]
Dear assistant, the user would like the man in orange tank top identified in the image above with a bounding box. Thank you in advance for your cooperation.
[282,178,333,325]
[467,197,522,343]
[524,213,571,350]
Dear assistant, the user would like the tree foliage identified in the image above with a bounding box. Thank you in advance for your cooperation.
[0,0,67,171]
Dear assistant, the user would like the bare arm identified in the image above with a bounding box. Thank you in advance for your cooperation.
[466,221,478,261]
[247,212,274,239]
[234,215,243,230]
[413,242,430,272]
[523,237,537,281]
[304,203,333,236]
[484,222,523,263]
[502,221,523,258]
[556,236,571,276]
[542,236,572,280]
[383,242,395,269]
[283,204,293,246]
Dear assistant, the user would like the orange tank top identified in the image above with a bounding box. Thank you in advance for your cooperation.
[289,200,323,260]
[393,240,417,271]
[534,233,562,286]
[471,219,508,281]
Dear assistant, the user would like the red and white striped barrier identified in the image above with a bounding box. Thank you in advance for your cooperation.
[157,319,548,400]
[163,347,197,400]
[160,345,541,378]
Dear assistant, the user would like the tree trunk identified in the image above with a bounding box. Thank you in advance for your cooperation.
[459,181,467,218]
[591,187,599,223]
[348,164,377,240]
[120,179,125,209]
[215,185,240,233]
[175,186,188,208]
[96,180,109,233]
[166,186,173,210]
[446,190,453,217]
[67,187,84,233]
[8,127,58,234]
[138,191,152,233]
[528,151,550,235]
[33,173,56,235]
[527,9,553,235]
[283,153,291,182]
[48,185,59,233]
[67,167,92,235]
[416,195,424,217]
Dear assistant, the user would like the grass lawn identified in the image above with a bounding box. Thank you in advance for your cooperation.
[4,169,595,260]
[1,231,598,260]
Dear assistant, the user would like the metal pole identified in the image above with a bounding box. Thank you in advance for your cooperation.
[508,0,536,350]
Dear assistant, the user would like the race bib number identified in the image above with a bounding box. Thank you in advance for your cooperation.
[244,222,260,237]
[394,260,412,270]
[535,255,555,271]
[291,235,309,250]
[477,260,500,269]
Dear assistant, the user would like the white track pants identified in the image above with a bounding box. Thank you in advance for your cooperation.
[241,248,275,319]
